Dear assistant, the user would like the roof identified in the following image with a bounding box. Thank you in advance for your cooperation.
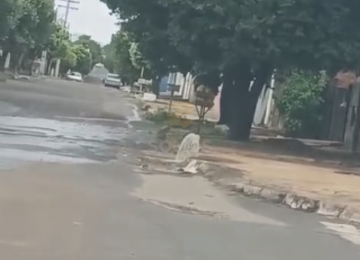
[334,71,360,89]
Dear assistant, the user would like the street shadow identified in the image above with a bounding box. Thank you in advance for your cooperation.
[208,137,360,176]
[196,154,244,165]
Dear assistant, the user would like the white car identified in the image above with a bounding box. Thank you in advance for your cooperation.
[66,72,83,82]
[104,73,121,89]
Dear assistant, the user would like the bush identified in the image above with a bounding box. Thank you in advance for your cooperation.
[145,109,168,123]
[275,70,326,138]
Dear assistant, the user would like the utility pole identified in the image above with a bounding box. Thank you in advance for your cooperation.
[57,0,79,29]
[53,0,79,78]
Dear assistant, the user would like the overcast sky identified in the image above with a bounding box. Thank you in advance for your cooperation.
[56,0,118,45]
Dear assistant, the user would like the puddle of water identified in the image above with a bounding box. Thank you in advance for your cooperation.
[0,148,97,169]
[0,101,21,115]
[131,174,285,225]
[0,116,126,141]
[125,104,141,128]
[0,116,127,168]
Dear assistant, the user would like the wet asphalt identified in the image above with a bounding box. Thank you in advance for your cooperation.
[0,79,133,167]
[0,79,359,259]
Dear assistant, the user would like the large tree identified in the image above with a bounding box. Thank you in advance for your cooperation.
[102,0,360,140]
[2,0,55,69]
[73,35,103,68]
[112,31,141,84]
[0,0,21,44]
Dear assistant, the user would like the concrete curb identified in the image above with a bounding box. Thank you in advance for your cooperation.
[138,155,360,225]
[200,161,360,224]
[0,72,47,82]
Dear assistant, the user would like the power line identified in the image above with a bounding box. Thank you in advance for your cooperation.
[57,0,79,28]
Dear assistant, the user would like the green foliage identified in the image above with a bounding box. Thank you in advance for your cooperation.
[276,71,327,138]
[102,43,116,72]
[145,109,168,123]
[102,0,360,74]
[73,35,103,67]
[44,28,98,75]
[101,0,360,140]
[0,0,22,43]
[129,42,147,70]
[110,31,141,83]
[71,45,92,75]
[3,0,55,55]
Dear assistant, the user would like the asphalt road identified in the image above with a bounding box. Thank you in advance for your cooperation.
[0,78,359,260]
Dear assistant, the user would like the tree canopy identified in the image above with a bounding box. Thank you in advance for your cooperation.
[103,31,141,84]
[1,0,55,67]
[102,0,360,140]
[0,0,105,76]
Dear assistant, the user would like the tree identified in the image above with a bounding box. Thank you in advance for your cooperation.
[102,43,116,72]
[111,31,140,85]
[73,35,103,68]
[103,0,192,74]
[71,45,92,75]
[276,71,326,138]
[102,0,360,141]
[2,0,55,69]
[45,22,74,74]
[0,0,21,44]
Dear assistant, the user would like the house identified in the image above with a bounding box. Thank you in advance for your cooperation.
[159,72,195,101]
[332,71,360,151]
[159,71,274,124]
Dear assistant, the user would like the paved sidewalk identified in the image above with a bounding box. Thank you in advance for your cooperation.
[133,98,360,223]
[140,146,360,224]
[193,145,360,223]
[137,126,360,224]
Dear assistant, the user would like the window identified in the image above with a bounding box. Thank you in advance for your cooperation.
[70,72,81,77]
[107,74,120,79]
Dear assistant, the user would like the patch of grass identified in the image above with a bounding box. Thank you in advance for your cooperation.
[145,109,168,123]
[186,122,226,137]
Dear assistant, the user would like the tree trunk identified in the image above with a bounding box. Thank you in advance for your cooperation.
[228,63,272,141]
[152,76,161,97]
[0,51,8,70]
[227,71,253,141]
[218,71,233,126]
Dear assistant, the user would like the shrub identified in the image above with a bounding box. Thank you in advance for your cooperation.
[275,70,327,138]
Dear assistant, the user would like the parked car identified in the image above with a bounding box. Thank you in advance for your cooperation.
[103,73,121,89]
[65,71,83,82]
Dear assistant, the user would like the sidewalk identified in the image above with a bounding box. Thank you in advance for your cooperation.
[139,145,360,224]
[132,96,360,223]
[200,148,360,218]
[136,126,360,224]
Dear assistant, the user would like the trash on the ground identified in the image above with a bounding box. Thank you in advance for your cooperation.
[215,125,229,133]
[140,164,149,169]
[142,104,151,111]
[175,133,200,162]
[121,86,131,92]
[142,93,157,102]
[156,125,171,139]
[181,159,199,174]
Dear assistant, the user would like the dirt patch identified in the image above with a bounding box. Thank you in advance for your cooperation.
[143,99,219,121]
[206,137,360,172]
[200,150,360,212]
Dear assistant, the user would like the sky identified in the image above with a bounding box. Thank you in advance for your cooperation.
[55,0,118,45]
